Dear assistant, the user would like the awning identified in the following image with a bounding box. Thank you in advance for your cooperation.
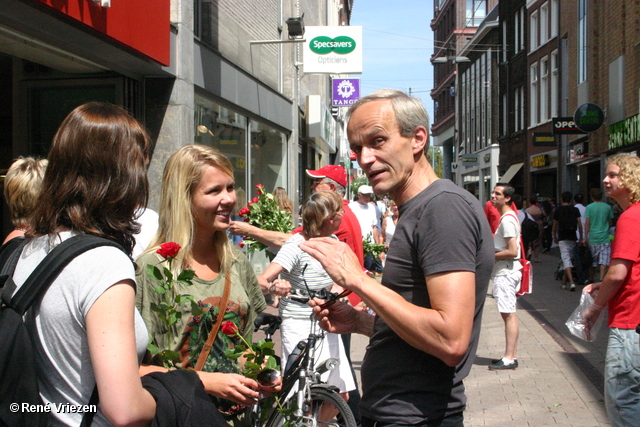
[500,162,524,183]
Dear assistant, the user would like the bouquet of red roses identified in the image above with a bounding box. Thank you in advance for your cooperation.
[238,184,293,255]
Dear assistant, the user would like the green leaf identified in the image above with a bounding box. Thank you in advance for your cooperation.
[163,267,173,282]
[223,311,236,320]
[266,355,277,369]
[190,300,204,316]
[178,269,196,281]
[147,342,159,355]
[245,362,262,372]
[147,264,164,281]
[154,285,166,295]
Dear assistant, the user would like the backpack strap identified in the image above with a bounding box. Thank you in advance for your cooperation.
[1,237,30,306]
[9,234,125,316]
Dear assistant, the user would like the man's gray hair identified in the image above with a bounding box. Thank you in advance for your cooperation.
[323,178,346,197]
[347,89,430,138]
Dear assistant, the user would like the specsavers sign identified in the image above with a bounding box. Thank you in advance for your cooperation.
[303,26,362,74]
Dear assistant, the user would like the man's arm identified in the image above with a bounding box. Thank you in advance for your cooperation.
[584,258,632,328]
[552,219,559,243]
[229,221,292,249]
[584,218,591,245]
[495,236,518,260]
[577,215,584,242]
[300,238,475,367]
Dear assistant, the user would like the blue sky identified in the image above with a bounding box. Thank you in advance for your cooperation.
[350,0,435,119]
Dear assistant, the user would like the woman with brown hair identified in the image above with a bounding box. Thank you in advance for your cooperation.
[525,194,545,262]
[10,102,156,426]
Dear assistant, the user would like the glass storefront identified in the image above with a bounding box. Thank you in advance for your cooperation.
[194,93,288,227]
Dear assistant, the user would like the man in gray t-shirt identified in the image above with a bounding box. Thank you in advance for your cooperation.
[300,90,493,426]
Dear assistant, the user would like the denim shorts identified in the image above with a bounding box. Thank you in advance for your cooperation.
[604,328,640,426]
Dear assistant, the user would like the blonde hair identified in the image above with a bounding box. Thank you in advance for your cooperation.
[302,191,342,238]
[4,157,48,229]
[607,154,640,204]
[143,144,236,275]
[273,187,293,214]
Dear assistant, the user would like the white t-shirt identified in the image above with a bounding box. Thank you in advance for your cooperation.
[493,212,522,277]
[273,233,336,319]
[12,231,148,426]
[132,207,159,260]
[575,203,586,239]
[349,201,378,243]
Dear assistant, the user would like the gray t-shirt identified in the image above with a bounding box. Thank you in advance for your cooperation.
[360,180,494,424]
[12,231,148,427]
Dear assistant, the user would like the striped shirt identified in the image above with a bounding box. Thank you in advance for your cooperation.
[273,233,336,319]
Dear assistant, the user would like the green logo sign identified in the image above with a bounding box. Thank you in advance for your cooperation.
[309,36,357,55]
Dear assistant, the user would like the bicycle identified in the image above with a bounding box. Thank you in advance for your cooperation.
[251,287,356,427]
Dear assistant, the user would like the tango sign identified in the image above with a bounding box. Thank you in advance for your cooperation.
[304,26,362,74]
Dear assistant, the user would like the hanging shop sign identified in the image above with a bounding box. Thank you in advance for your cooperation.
[332,78,360,106]
[569,140,589,162]
[609,113,640,150]
[304,26,363,74]
[573,103,605,133]
[460,154,479,166]
[530,149,557,171]
[531,155,549,168]
[552,117,583,134]
[533,132,556,147]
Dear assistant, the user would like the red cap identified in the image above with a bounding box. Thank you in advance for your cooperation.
[306,165,347,187]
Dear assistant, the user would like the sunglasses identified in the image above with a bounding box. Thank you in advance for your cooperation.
[299,265,352,310]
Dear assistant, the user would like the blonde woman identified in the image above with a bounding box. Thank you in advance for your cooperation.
[257,191,355,404]
[2,156,48,244]
[136,144,268,424]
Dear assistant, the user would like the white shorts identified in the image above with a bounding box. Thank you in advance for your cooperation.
[559,240,577,268]
[492,270,521,313]
[280,316,355,393]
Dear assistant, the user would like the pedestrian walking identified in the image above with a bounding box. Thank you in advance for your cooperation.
[553,191,583,291]
[584,153,640,427]
[585,187,614,283]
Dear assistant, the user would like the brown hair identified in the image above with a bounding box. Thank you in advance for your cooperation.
[274,187,293,214]
[32,102,150,255]
[302,191,342,238]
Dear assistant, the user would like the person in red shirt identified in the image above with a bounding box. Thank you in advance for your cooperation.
[484,199,518,234]
[584,153,640,426]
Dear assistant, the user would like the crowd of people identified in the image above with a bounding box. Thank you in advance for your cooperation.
[2,93,639,427]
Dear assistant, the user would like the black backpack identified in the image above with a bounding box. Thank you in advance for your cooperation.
[0,234,124,427]
[521,213,539,247]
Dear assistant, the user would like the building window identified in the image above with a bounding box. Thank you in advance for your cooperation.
[519,8,526,51]
[550,0,558,38]
[513,10,520,55]
[515,88,520,132]
[530,11,539,52]
[540,3,549,45]
[503,21,508,62]
[551,50,559,117]
[540,56,549,122]
[578,0,588,83]
[502,93,508,136]
[466,0,486,27]
[530,62,539,126]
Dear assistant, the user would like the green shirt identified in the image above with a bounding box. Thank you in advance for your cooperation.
[135,246,266,422]
[585,201,614,244]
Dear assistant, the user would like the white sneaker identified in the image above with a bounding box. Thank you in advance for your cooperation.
[570,283,576,291]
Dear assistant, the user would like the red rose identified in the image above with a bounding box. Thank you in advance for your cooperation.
[244,217,249,222]
[156,242,181,260]
[238,207,250,217]
[238,241,245,248]
[221,321,239,336]
[247,202,253,208]
[252,197,259,203]
[256,184,264,189]
[256,184,264,195]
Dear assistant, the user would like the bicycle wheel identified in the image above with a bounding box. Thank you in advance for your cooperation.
[266,386,356,427]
